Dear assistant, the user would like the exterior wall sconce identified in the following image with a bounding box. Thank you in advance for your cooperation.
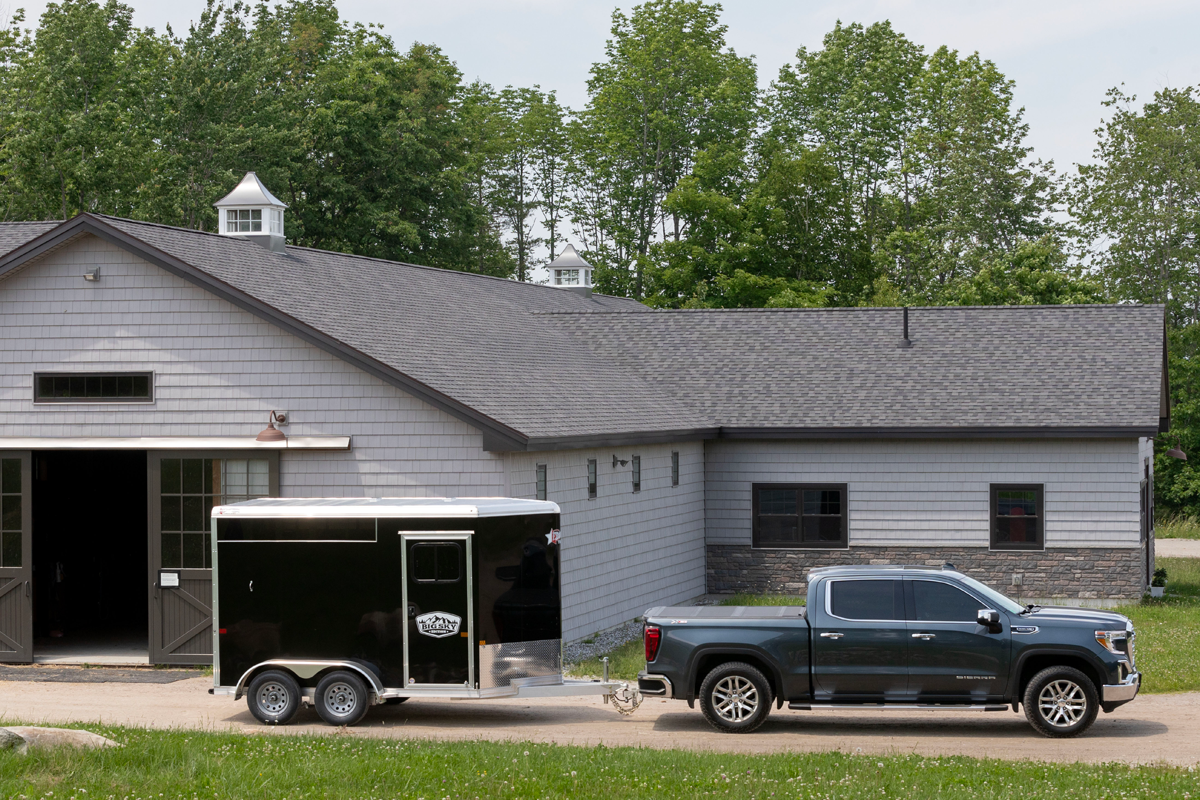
[256,410,288,442]
[83,267,100,282]
[1152,436,1186,461]
[612,455,628,468]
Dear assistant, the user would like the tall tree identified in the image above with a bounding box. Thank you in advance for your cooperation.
[573,0,757,297]
[1072,87,1200,325]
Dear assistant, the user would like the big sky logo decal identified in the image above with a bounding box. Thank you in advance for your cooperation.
[415,612,462,638]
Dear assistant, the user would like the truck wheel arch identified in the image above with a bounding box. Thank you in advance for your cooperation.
[1011,648,1107,704]
[686,647,785,708]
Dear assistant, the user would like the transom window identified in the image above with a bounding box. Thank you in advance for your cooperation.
[632,455,641,493]
[34,372,152,403]
[160,458,270,568]
[411,542,461,583]
[536,464,547,501]
[752,483,848,548]
[1,459,21,567]
[587,459,597,499]
[991,484,1044,550]
[226,209,262,233]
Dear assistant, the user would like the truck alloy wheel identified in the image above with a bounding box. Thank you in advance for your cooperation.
[699,662,772,733]
[315,670,371,727]
[247,669,301,725]
[1023,666,1099,738]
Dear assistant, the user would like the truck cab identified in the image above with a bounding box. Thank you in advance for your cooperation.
[639,565,1140,737]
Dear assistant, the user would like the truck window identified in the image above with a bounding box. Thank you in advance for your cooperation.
[829,579,902,620]
[911,580,981,622]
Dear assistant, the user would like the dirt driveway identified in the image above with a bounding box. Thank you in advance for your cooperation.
[1,676,1196,767]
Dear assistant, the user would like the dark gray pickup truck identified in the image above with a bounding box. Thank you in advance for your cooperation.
[637,565,1141,737]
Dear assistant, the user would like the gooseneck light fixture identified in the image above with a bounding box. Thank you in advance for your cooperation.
[256,410,288,443]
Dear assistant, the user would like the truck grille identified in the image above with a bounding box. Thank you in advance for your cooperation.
[1127,631,1136,670]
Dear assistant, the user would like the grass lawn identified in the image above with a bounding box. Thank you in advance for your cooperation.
[1156,516,1200,539]
[1,726,1197,799]
[1122,557,1200,694]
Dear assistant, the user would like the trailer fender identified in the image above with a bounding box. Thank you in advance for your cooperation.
[233,660,385,702]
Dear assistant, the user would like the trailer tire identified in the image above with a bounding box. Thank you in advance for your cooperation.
[315,671,371,727]
[247,670,302,725]
[699,661,773,733]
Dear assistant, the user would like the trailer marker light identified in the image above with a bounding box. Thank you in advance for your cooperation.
[218,628,227,634]
[644,626,661,662]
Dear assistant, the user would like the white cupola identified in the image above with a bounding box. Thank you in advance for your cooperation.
[214,172,287,252]
[547,245,593,295]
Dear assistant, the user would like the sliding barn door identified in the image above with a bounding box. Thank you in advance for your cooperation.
[0,452,32,663]
[148,451,277,665]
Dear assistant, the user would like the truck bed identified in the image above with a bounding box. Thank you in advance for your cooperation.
[644,605,806,620]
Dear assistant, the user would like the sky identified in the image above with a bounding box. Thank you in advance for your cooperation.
[4,0,1198,173]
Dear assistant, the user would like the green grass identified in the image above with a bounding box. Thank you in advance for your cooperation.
[719,592,807,606]
[566,636,645,682]
[1156,514,1200,539]
[1122,557,1200,694]
[0,725,1197,799]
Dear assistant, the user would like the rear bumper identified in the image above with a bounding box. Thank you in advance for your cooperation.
[637,672,673,698]
[1101,672,1140,705]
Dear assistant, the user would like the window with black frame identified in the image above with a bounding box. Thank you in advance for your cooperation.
[991,484,1044,550]
[752,483,847,548]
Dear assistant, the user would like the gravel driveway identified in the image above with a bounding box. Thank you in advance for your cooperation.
[1,676,1196,766]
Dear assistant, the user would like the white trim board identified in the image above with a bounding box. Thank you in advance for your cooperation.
[0,436,351,450]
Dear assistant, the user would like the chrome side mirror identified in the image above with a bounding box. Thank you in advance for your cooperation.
[977,609,1002,632]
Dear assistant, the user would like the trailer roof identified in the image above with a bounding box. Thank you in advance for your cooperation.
[211,497,560,518]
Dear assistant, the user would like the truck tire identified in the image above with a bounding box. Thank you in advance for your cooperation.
[315,670,371,727]
[1023,666,1099,738]
[247,670,302,725]
[699,661,773,733]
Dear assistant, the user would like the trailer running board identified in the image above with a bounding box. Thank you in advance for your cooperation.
[789,703,1009,712]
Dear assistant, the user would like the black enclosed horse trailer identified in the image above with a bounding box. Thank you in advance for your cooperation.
[209,498,620,725]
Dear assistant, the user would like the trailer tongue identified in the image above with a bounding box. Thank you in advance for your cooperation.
[208,498,637,724]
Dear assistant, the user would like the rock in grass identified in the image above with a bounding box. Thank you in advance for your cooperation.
[0,728,24,752]
[0,727,119,754]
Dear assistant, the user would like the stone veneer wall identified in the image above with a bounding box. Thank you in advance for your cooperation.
[706,544,1148,600]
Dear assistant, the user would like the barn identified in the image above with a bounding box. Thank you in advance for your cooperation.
[0,173,1168,665]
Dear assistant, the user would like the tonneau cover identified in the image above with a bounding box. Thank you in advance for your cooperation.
[644,605,806,620]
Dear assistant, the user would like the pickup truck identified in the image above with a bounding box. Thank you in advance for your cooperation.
[637,565,1140,737]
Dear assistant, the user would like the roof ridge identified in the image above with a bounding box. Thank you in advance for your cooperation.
[94,214,642,305]
[533,303,1151,316]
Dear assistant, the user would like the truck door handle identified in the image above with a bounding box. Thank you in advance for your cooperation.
[820,632,844,639]
[912,633,936,640]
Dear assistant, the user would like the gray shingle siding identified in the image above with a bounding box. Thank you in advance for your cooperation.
[507,442,706,641]
[0,235,506,496]
[706,439,1144,549]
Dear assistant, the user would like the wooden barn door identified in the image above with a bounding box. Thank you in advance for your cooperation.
[148,451,277,665]
[0,452,32,663]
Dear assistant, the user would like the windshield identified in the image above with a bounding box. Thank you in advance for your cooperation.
[955,574,1025,615]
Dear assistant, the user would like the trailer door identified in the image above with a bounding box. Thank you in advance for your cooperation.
[402,533,472,688]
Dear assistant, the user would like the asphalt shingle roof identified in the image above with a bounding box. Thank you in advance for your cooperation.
[0,216,1167,444]
[541,305,1166,433]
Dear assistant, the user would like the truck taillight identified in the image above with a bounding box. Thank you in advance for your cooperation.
[644,625,661,662]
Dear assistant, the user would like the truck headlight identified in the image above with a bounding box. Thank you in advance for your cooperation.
[1095,630,1129,657]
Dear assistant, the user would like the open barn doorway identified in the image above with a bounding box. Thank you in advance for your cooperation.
[32,451,148,664]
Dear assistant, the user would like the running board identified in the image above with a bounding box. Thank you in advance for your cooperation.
[789,703,1009,712]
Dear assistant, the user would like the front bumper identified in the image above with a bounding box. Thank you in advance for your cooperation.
[1101,671,1140,704]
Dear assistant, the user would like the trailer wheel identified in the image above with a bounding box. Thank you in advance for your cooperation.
[315,670,371,726]
[699,661,773,733]
[247,670,301,725]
